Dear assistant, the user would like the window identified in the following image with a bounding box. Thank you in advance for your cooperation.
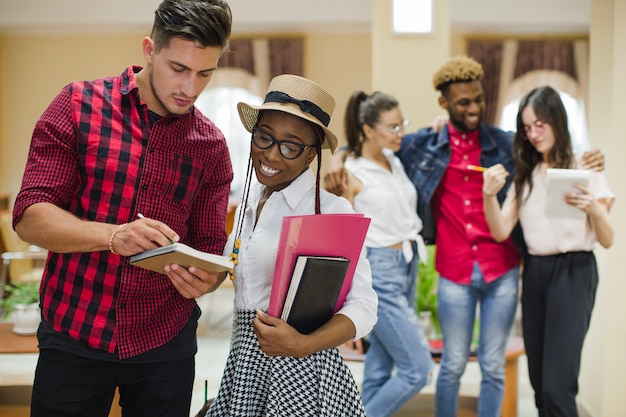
[195,86,263,202]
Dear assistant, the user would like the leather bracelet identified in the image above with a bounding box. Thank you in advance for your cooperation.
[109,223,128,255]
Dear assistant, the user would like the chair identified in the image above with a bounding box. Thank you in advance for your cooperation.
[0,211,47,300]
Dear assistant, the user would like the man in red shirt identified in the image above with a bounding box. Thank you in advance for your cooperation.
[419,57,521,417]
[12,1,233,416]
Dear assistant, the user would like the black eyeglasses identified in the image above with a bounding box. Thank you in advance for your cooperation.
[251,127,314,160]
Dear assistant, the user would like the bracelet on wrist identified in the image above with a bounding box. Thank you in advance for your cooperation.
[109,223,128,255]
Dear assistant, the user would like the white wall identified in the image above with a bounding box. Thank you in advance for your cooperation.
[580,1,626,416]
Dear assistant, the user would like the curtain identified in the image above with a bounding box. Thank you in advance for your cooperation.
[218,37,304,88]
[466,38,586,126]
[467,40,504,125]
[220,39,255,75]
[513,40,577,82]
[268,38,304,78]
[198,37,304,205]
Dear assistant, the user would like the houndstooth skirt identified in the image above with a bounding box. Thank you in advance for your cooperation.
[206,310,366,417]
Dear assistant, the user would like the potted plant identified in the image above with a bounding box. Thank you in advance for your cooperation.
[417,244,441,340]
[1,280,41,335]
[416,245,480,352]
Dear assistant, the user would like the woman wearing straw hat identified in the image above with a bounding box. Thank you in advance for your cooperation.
[205,74,377,416]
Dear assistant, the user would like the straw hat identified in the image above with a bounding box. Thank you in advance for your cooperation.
[237,74,338,153]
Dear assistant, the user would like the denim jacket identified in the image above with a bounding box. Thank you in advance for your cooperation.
[397,123,516,244]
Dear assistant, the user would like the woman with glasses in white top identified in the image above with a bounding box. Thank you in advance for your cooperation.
[327,91,434,417]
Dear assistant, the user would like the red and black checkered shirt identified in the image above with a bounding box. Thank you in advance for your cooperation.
[13,66,232,359]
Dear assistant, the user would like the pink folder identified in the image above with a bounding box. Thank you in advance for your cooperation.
[268,213,371,318]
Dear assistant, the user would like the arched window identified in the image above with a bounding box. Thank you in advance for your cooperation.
[195,69,263,203]
[498,70,589,155]
[499,90,589,155]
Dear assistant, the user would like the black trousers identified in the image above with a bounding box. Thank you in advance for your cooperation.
[30,348,195,417]
[521,251,598,417]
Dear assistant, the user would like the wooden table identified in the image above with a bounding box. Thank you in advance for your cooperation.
[339,335,525,417]
[501,336,525,417]
[0,323,38,417]
[0,323,38,353]
[0,323,122,417]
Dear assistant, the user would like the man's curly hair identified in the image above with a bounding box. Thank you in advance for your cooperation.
[432,55,484,92]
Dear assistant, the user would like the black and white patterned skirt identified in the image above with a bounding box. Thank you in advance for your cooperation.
[206,310,366,417]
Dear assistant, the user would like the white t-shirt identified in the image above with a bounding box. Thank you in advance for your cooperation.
[346,148,426,262]
[224,168,378,340]
[509,161,615,256]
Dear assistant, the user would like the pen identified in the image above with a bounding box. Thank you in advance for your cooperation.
[467,164,488,172]
[137,213,175,244]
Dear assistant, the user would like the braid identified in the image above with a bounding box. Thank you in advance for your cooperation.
[315,139,322,215]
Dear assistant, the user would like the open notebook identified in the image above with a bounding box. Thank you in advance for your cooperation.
[545,168,591,221]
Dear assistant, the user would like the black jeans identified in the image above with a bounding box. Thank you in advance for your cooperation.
[521,251,597,417]
[30,348,195,417]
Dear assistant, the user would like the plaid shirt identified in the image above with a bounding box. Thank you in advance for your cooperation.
[13,67,232,359]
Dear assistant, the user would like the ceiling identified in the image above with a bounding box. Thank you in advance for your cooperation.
[0,0,591,35]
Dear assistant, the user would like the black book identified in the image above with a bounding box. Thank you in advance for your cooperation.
[281,255,350,335]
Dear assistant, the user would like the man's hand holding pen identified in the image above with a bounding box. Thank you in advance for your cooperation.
[136,213,178,245]
[126,214,226,298]
[109,213,179,257]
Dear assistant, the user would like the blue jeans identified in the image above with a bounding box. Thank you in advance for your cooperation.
[362,246,434,417]
[435,262,519,417]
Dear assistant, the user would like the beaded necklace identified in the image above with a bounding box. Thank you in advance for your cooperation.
[228,131,324,280]
[228,157,254,280]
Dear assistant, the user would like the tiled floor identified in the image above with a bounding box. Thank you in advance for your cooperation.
[194,285,540,416]
[1,283,539,416]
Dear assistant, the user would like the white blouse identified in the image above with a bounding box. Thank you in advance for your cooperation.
[346,148,426,262]
[508,162,615,256]
[223,168,378,340]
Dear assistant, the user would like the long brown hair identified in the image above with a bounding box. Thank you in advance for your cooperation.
[344,91,399,157]
[512,85,574,207]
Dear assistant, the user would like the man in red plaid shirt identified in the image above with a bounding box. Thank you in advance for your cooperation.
[12,1,233,415]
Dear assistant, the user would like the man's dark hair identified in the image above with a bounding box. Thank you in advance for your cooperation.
[151,0,232,53]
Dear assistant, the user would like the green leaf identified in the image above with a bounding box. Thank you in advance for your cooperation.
[0,281,40,318]
[416,244,441,338]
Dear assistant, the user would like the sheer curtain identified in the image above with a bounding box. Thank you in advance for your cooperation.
[195,69,263,203]
[195,37,304,203]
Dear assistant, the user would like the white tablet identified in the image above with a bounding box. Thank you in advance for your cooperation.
[545,168,591,221]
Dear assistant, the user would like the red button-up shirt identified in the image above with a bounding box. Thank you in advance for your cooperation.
[432,124,519,284]
[13,67,232,358]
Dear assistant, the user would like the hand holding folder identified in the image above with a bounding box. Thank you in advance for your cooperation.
[281,255,350,334]
[268,213,371,320]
